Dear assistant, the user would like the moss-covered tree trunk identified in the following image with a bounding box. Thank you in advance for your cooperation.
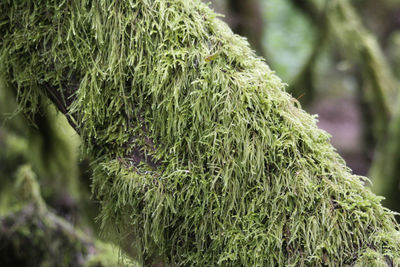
[290,0,400,215]
[1,0,400,265]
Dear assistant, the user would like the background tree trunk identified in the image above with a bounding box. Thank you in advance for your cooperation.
[209,0,265,57]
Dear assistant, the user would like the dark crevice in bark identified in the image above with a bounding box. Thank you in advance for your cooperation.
[44,83,79,133]
[43,82,162,170]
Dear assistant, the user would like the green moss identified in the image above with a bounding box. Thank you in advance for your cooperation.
[1,0,400,265]
[0,205,131,267]
[85,241,138,267]
[15,164,46,212]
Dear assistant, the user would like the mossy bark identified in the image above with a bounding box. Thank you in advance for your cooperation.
[1,0,400,265]
[0,204,126,267]
[1,205,86,266]
[0,164,129,267]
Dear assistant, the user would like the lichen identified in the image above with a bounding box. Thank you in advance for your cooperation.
[1,0,400,265]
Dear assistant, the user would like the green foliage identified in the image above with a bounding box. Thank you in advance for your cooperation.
[1,0,400,265]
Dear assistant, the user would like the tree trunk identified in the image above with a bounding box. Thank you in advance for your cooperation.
[1,0,400,265]
[292,0,398,140]
[209,0,265,57]
[370,93,400,215]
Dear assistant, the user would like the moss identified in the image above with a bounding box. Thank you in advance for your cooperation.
[0,166,131,267]
[0,205,131,267]
[15,164,46,212]
[1,0,400,265]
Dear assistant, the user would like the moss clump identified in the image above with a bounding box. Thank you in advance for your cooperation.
[0,203,132,267]
[15,164,46,212]
[0,165,134,267]
[1,0,400,265]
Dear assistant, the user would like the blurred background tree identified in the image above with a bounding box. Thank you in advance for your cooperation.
[1,0,400,264]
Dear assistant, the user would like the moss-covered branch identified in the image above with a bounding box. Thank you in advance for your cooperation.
[2,0,400,265]
[0,165,129,267]
[291,0,400,215]
[0,204,124,267]
[329,0,398,138]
